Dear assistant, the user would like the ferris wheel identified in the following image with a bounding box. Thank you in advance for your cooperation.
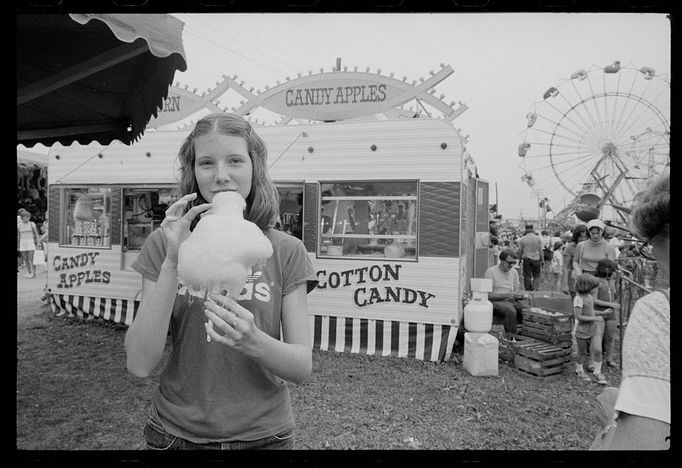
[518,61,670,224]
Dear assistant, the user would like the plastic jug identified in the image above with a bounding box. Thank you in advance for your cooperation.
[463,278,493,333]
[463,332,499,376]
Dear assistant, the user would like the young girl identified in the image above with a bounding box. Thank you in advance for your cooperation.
[550,240,564,292]
[573,274,607,384]
[593,259,621,368]
[125,113,318,450]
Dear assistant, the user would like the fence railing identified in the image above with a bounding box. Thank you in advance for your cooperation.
[615,257,659,322]
[614,257,662,367]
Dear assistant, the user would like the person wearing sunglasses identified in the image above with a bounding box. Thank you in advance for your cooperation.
[483,248,531,334]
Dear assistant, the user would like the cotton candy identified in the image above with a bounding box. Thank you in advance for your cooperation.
[177,191,273,340]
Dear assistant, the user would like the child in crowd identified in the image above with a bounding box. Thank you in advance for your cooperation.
[573,274,607,384]
[550,240,564,292]
[592,259,621,368]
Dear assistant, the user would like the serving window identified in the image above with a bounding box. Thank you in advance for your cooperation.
[318,180,418,260]
[123,187,177,251]
[61,188,113,248]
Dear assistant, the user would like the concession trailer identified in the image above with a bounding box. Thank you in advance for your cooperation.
[45,64,494,361]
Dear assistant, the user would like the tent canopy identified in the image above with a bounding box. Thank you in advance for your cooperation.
[17,13,187,148]
[17,149,48,168]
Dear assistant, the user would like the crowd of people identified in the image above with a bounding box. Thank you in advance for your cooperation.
[487,172,669,450]
[487,212,660,389]
[489,218,649,297]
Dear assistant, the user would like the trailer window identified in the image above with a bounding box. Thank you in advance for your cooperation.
[123,187,178,250]
[61,188,112,249]
[274,184,303,240]
[319,181,417,260]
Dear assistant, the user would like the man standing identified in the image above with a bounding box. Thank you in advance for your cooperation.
[484,249,531,333]
[518,224,543,291]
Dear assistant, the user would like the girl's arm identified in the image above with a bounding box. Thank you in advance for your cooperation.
[124,260,179,378]
[124,194,211,378]
[591,289,620,311]
[204,283,313,385]
[574,305,601,322]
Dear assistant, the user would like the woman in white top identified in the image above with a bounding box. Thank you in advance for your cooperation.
[17,208,39,278]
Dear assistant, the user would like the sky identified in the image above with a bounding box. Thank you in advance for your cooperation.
[168,13,670,221]
[21,12,671,221]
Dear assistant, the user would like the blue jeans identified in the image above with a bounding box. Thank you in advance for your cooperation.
[143,410,296,450]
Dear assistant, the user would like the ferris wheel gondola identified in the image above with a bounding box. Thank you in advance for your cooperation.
[518,61,670,224]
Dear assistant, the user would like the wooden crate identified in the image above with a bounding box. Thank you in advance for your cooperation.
[520,308,574,345]
[497,333,543,364]
[514,355,569,380]
[512,339,572,380]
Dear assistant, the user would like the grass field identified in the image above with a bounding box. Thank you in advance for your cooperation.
[16,274,623,451]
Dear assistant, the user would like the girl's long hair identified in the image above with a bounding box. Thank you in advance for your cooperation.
[176,113,279,231]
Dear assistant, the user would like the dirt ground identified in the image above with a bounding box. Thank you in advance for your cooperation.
[17,261,629,454]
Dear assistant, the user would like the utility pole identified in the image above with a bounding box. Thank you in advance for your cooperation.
[531,189,550,229]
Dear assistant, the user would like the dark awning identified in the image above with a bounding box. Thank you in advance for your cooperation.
[17,13,187,147]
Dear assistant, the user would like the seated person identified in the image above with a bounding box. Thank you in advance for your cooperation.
[483,248,531,334]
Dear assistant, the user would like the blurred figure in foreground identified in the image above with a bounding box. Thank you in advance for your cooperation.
[591,172,669,450]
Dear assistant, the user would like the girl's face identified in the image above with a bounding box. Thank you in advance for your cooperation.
[589,227,603,241]
[578,231,588,242]
[193,131,253,203]
[21,214,30,221]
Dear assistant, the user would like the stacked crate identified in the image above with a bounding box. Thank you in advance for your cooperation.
[494,308,574,379]
[497,332,534,364]
[519,307,573,348]
[512,338,572,380]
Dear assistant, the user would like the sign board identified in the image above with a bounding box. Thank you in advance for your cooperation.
[259,73,426,121]
[147,64,467,127]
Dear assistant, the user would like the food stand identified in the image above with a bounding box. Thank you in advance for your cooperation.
[45,63,493,361]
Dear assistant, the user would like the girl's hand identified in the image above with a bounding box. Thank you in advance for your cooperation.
[203,294,263,356]
[159,193,212,263]
[596,309,611,317]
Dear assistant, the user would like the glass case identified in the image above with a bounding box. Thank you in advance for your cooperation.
[61,188,112,248]
[318,180,418,260]
[123,187,177,251]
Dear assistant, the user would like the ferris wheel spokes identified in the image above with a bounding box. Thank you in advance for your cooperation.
[519,62,669,221]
